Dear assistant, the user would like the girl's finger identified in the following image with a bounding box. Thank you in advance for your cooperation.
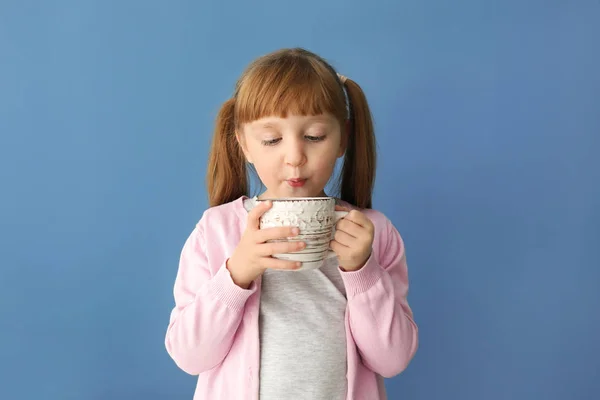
[261,257,301,270]
[333,229,354,247]
[335,218,363,238]
[329,239,345,255]
[258,240,306,256]
[342,210,373,230]
[255,226,300,243]
[247,200,272,231]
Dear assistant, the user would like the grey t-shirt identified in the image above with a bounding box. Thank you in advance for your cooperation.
[244,197,348,400]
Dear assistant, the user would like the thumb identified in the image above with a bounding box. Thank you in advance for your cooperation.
[247,200,272,230]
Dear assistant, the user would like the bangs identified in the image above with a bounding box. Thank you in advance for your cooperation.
[234,56,346,126]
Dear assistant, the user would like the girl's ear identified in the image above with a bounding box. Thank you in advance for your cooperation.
[236,131,253,164]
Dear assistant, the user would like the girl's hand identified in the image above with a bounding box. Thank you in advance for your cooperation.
[330,205,375,272]
[227,200,305,288]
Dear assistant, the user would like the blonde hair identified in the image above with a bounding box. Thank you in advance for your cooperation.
[206,47,376,208]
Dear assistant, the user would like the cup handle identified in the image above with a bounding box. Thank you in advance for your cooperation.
[325,210,349,259]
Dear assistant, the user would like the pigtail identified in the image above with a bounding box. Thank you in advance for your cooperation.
[340,78,377,209]
[206,98,248,207]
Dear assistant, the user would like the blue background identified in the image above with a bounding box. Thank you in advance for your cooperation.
[1,1,598,399]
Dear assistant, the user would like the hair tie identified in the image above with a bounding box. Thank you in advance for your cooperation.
[337,73,348,84]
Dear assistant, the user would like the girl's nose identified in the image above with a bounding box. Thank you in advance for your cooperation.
[284,142,306,167]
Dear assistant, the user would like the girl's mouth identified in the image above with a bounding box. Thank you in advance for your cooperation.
[287,178,306,187]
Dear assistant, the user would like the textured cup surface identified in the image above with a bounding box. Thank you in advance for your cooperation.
[259,197,337,230]
[258,197,347,270]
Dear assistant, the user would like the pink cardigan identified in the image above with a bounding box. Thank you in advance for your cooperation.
[165,196,418,399]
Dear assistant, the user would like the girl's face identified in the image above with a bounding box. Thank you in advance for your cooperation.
[237,113,346,199]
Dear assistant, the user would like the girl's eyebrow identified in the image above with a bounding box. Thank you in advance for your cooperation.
[260,122,279,130]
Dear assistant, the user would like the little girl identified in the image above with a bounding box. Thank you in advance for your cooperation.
[165,47,418,400]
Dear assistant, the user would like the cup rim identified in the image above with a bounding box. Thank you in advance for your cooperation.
[257,196,336,202]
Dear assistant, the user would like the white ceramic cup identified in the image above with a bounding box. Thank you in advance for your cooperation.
[257,197,348,271]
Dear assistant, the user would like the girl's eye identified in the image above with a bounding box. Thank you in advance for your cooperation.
[261,136,325,146]
[305,135,326,142]
[261,138,281,146]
